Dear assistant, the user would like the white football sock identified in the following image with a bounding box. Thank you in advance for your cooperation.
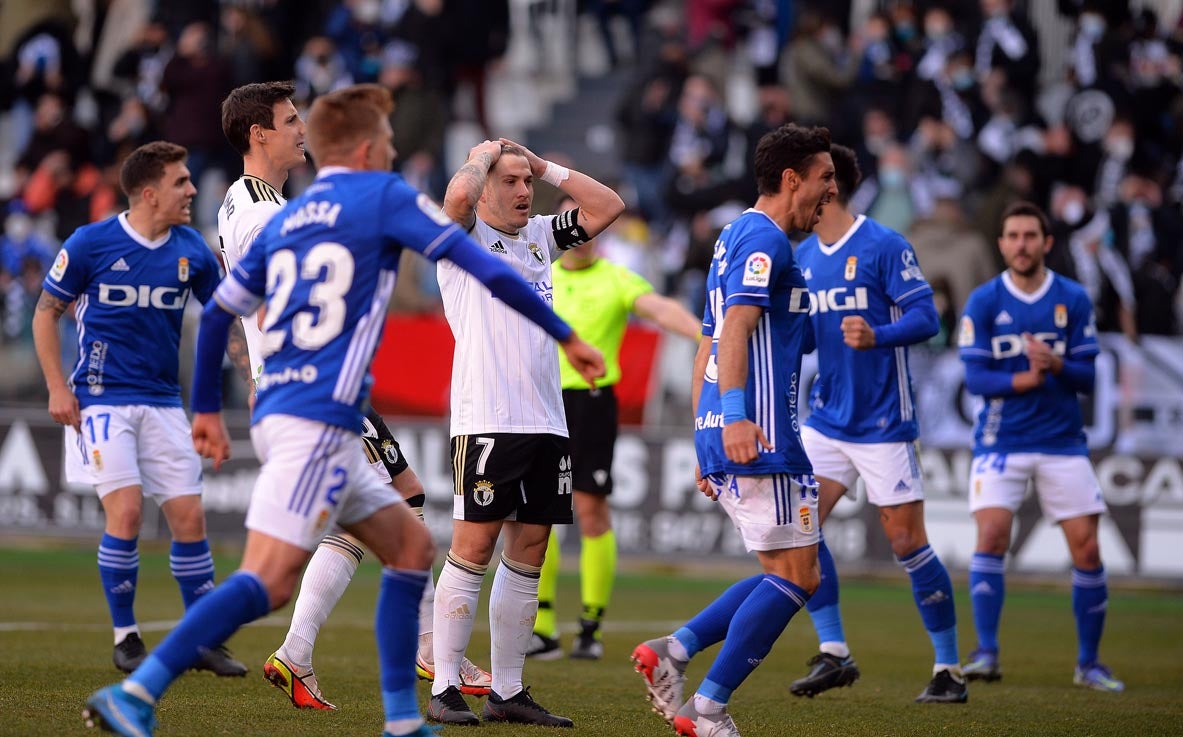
[431,554,486,695]
[489,555,541,700]
[279,534,362,670]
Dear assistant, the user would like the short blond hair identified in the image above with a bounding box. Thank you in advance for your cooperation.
[305,84,394,163]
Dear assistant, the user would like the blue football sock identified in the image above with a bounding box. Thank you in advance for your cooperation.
[129,572,270,700]
[378,568,429,723]
[805,536,846,648]
[899,544,958,665]
[969,552,1005,653]
[1072,566,1107,667]
[98,534,138,629]
[170,539,215,609]
[698,575,809,703]
[674,574,763,658]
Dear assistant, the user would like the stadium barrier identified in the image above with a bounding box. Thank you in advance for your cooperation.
[1,334,1180,579]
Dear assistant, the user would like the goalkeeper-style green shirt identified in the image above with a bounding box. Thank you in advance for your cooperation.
[552,258,654,390]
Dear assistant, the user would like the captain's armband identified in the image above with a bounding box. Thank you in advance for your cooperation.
[552,208,591,250]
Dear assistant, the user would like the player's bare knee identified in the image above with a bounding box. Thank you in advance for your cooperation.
[887,528,925,558]
[106,508,142,537]
[976,526,1011,556]
[1071,537,1102,569]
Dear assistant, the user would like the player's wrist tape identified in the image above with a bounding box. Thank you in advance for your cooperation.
[721,387,747,424]
[541,161,570,186]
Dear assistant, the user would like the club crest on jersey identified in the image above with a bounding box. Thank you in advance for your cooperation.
[844,256,858,280]
[49,248,69,281]
[958,316,975,347]
[742,252,771,287]
[177,257,190,283]
[1055,303,1068,328]
[528,242,545,264]
[473,479,495,506]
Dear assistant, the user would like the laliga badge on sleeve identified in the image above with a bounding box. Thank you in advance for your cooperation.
[958,315,975,347]
[49,249,69,281]
[742,252,771,287]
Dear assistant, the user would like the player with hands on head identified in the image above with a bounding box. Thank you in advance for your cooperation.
[426,135,622,727]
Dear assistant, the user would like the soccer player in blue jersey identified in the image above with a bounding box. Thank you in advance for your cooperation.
[81,84,604,737]
[791,145,964,703]
[32,141,247,678]
[632,123,835,737]
[958,201,1123,693]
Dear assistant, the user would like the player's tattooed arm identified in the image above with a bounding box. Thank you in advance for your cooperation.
[35,290,70,317]
[443,140,501,230]
[225,320,255,389]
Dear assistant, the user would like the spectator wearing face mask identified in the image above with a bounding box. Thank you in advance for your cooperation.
[1107,171,1183,335]
[1093,118,1134,210]
[782,10,860,126]
[974,0,1040,98]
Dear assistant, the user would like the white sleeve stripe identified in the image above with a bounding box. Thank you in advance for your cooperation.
[213,276,264,316]
[960,348,992,356]
[893,284,932,303]
[1069,344,1099,354]
[43,281,75,299]
[422,226,459,259]
[727,292,770,301]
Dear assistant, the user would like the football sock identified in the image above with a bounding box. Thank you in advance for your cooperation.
[1072,566,1107,666]
[280,534,363,670]
[378,567,429,736]
[431,552,486,695]
[490,555,541,700]
[98,533,138,637]
[535,529,560,638]
[416,572,436,663]
[674,574,763,659]
[128,572,270,700]
[969,552,1005,652]
[580,529,616,634]
[698,574,809,703]
[899,544,959,667]
[805,535,849,657]
[169,539,215,609]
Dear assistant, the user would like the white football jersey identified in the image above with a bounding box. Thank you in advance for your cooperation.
[217,175,285,381]
[437,214,567,437]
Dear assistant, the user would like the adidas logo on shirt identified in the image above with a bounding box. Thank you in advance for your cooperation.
[994,310,1013,325]
[111,258,130,272]
[489,240,507,254]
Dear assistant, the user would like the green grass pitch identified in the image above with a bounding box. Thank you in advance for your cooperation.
[0,545,1179,737]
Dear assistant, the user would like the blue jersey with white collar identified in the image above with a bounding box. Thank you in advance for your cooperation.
[958,270,1098,455]
[41,213,220,408]
[796,215,933,443]
[695,209,815,477]
[213,169,472,431]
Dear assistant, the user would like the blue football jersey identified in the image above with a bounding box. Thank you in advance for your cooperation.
[213,168,471,431]
[958,270,1099,455]
[796,215,933,443]
[695,209,814,477]
[41,213,220,408]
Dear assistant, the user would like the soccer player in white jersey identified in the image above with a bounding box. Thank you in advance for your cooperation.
[32,141,247,678]
[792,145,965,703]
[427,139,624,727]
[82,84,604,737]
[958,202,1123,693]
[632,123,833,737]
[216,82,491,710]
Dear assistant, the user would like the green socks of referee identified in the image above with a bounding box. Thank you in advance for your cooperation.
[534,528,618,655]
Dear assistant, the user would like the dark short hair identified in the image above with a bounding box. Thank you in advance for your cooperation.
[120,141,188,198]
[306,84,393,163]
[1000,200,1051,239]
[221,81,297,156]
[753,124,832,196]
[829,144,862,205]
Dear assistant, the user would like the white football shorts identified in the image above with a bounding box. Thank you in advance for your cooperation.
[707,472,820,552]
[801,425,925,506]
[64,405,202,500]
[247,415,401,551]
[968,452,1107,521]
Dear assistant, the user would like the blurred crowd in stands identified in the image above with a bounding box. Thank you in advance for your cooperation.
[2,0,1182,402]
